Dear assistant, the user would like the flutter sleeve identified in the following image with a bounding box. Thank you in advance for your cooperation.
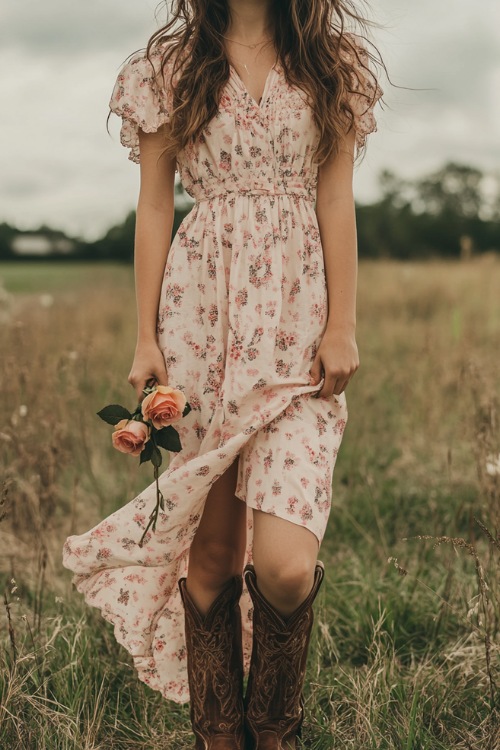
[342,33,384,153]
[108,47,172,164]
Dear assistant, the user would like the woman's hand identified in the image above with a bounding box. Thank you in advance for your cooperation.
[127,339,169,403]
[309,325,359,398]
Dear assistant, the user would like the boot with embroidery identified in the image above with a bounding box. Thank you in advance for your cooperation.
[179,574,246,750]
[243,562,325,750]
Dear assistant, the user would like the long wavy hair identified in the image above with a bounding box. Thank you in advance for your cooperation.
[139,0,386,166]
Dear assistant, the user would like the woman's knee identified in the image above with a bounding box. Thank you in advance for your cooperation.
[254,555,317,604]
[189,536,242,585]
[251,511,319,606]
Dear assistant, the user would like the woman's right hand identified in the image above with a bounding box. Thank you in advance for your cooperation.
[127,340,169,404]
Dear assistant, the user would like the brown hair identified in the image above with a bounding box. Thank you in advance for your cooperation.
[143,0,387,166]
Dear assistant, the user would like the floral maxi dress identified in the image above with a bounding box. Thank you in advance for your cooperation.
[62,35,383,703]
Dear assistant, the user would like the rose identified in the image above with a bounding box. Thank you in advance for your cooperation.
[97,385,191,547]
[111,418,150,457]
[141,385,187,429]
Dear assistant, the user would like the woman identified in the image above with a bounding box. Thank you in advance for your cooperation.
[63,0,384,747]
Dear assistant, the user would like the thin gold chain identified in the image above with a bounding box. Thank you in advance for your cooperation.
[220,34,273,50]
[220,31,276,88]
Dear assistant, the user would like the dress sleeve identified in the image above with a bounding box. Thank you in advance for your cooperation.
[108,48,172,164]
[342,33,384,153]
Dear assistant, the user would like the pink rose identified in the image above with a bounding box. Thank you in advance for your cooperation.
[112,418,150,456]
[141,385,187,429]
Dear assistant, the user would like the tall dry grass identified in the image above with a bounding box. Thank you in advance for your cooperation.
[0,257,499,749]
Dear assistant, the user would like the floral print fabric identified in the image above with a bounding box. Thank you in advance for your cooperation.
[62,34,382,704]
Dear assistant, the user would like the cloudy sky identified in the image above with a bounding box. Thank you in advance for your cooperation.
[1,0,499,242]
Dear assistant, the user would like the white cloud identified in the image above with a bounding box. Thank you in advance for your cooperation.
[0,0,165,57]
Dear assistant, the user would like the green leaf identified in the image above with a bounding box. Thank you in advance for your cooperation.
[96,404,132,425]
[155,426,182,453]
[151,445,163,468]
[139,440,154,465]
[182,402,192,418]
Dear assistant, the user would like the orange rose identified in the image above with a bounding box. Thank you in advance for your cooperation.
[141,385,187,429]
[112,418,150,456]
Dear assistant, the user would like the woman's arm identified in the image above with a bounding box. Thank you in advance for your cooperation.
[127,125,177,400]
[311,128,360,398]
[134,126,177,345]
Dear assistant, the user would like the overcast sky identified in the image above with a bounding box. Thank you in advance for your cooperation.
[1,0,499,242]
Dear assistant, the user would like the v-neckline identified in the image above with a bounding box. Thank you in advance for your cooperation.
[229,60,278,111]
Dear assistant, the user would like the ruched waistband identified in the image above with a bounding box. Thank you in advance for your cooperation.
[194,188,315,203]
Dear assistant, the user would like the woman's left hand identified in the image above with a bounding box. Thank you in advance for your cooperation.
[309,326,360,398]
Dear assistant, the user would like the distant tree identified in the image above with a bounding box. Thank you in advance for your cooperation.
[488,170,500,222]
[96,210,137,262]
[357,162,500,259]
[1,161,498,263]
[413,162,483,219]
[0,222,17,259]
[86,198,193,263]
[378,169,414,210]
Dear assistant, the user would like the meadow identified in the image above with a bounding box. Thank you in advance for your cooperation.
[0,257,499,750]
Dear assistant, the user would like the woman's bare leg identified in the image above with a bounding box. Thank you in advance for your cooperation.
[251,509,319,617]
[187,456,247,615]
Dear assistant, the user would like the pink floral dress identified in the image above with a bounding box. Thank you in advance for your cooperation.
[62,35,382,703]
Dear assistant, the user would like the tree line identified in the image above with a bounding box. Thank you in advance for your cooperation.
[1,161,499,262]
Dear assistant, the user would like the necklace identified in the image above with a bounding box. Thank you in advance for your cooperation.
[221,34,273,50]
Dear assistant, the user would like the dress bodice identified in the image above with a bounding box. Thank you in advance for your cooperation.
[175,60,321,204]
[108,35,383,205]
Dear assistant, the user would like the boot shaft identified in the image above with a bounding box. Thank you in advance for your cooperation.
[179,575,245,749]
[243,562,325,748]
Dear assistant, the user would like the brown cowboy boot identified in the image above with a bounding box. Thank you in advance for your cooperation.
[178,575,246,750]
[243,562,325,750]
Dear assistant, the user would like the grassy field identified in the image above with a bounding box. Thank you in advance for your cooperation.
[0,258,499,750]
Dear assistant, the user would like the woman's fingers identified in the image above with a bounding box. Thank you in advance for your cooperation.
[309,360,323,386]
[129,375,153,403]
[128,344,170,403]
[333,378,349,395]
[136,383,147,403]
[154,370,169,387]
[138,376,156,402]
[140,373,165,400]
[317,369,353,398]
